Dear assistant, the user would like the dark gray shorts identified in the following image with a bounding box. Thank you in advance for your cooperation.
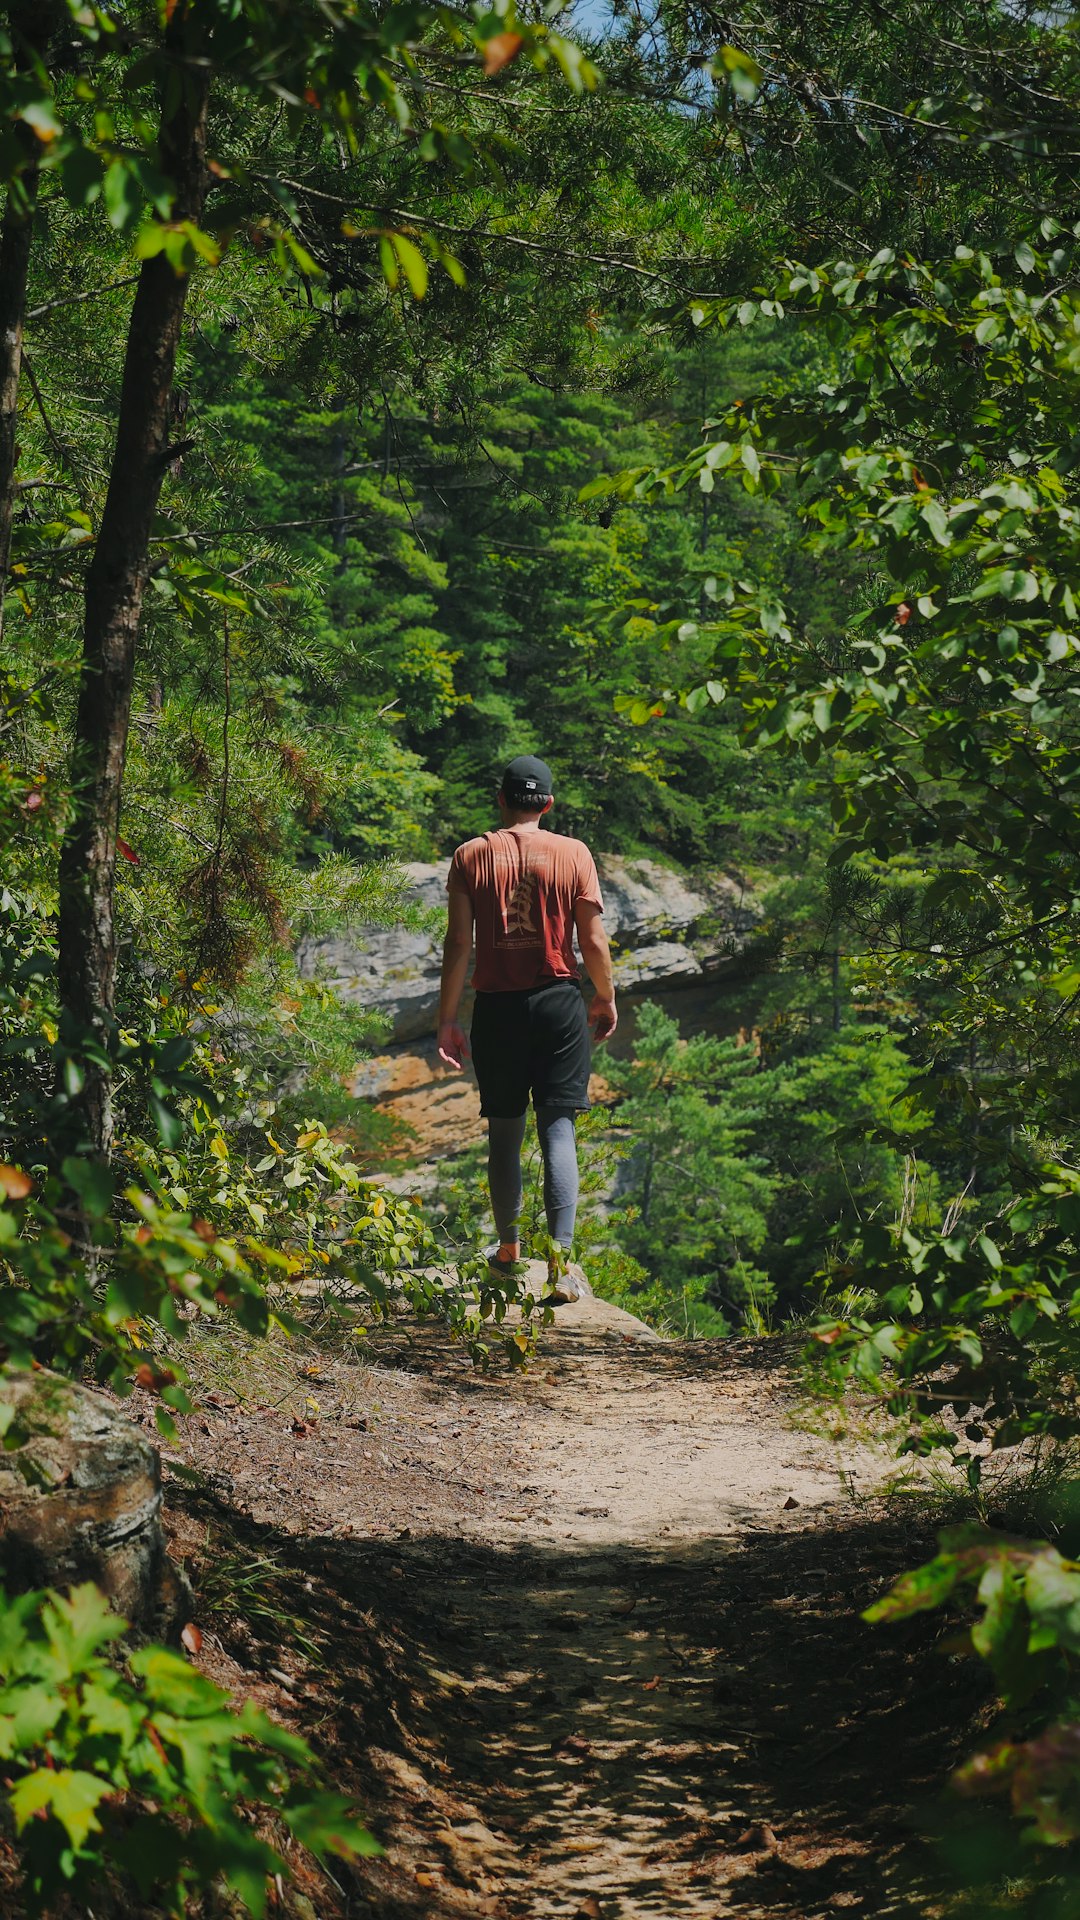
[471,979,591,1119]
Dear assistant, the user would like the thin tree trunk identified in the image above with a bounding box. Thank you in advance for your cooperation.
[831,937,841,1033]
[332,412,347,569]
[57,22,210,1156]
[0,127,41,640]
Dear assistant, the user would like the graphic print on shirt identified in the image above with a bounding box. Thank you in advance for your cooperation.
[496,863,542,948]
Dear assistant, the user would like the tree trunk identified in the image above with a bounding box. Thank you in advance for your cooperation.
[0,1369,190,1635]
[831,937,841,1033]
[56,23,210,1156]
[332,412,348,568]
[0,119,41,640]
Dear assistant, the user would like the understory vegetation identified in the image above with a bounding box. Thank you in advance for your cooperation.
[5,0,1080,1911]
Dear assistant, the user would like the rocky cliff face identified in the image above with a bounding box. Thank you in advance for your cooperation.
[299,856,758,1043]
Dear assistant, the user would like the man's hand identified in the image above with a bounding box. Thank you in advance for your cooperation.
[437,1019,470,1070]
[575,901,616,1039]
[589,995,617,1042]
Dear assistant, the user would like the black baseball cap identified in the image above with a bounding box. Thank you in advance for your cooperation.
[501,754,553,803]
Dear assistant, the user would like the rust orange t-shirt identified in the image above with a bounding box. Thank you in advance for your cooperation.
[448,828,604,992]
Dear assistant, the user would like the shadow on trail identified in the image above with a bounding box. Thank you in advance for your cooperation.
[350,1313,805,1389]
[174,1483,984,1920]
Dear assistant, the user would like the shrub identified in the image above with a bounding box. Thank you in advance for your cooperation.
[0,1581,378,1917]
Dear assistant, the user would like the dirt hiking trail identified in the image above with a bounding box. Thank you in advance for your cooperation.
[160,1275,983,1920]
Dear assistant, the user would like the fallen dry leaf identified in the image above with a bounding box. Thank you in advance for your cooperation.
[610,1596,637,1617]
[180,1622,202,1655]
[134,1363,177,1394]
[574,1900,602,1920]
[642,1675,662,1691]
[736,1823,780,1853]
[483,29,524,75]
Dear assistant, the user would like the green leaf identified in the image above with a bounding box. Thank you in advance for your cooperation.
[61,1157,114,1219]
[547,35,599,94]
[103,160,144,232]
[971,568,1039,603]
[133,222,167,260]
[1010,1300,1039,1340]
[437,245,466,288]
[390,234,428,300]
[130,1646,230,1717]
[7,1684,63,1750]
[1024,1549,1080,1654]
[378,235,398,291]
[715,44,764,101]
[971,1558,1030,1702]
[44,1584,126,1667]
[11,1767,111,1849]
[60,145,103,208]
[149,1093,183,1149]
[863,1551,961,1623]
[920,498,950,546]
[284,1791,382,1859]
[1014,239,1036,275]
[579,474,617,503]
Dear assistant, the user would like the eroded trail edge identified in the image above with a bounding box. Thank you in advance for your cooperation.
[158,1283,980,1920]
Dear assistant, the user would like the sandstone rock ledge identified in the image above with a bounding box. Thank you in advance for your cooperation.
[298,855,758,1043]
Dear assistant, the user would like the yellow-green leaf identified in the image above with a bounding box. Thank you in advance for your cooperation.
[391,233,428,299]
[11,1768,110,1849]
[379,235,398,290]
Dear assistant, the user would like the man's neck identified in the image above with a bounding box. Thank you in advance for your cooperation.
[500,813,544,833]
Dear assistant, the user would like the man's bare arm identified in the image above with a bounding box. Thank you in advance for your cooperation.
[438,881,474,1068]
[575,900,617,1041]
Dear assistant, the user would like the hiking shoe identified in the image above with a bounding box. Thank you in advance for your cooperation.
[486,1251,528,1280]
[543,1261,593,1305]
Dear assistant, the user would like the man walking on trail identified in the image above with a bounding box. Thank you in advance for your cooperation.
[437,755,617,1301]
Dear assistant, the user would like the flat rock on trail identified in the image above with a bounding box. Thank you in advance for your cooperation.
[158,1279,979,1920]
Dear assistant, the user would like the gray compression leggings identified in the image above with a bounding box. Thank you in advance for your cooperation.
[488,1108,579,1250]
